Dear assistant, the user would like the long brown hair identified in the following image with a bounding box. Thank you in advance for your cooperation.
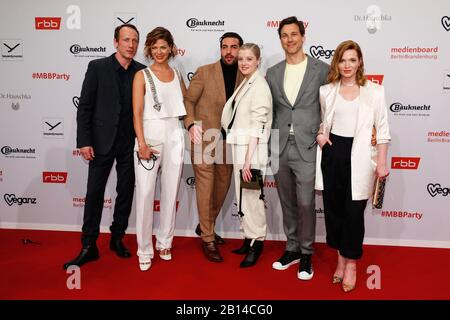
[327,40,366,86]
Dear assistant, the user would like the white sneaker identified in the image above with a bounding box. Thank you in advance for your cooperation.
[272,251,301,270]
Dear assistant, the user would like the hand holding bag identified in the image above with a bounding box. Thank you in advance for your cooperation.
[237,169,265,218]
[134,138,164,171]
[372,176,386,209]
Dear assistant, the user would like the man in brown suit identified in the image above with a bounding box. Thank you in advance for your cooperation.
[184,32,244,262]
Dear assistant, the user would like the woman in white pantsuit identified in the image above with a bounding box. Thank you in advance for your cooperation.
[221,43,272,268]
[132,27,186,271]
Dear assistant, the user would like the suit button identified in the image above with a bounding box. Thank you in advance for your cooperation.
[288,123,291,127]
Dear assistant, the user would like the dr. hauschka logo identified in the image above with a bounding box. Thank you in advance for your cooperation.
[114,13,137,27]
[35,17,61,30]
[1,146,36,159]
[389,102,431,117]
[354,5,392,34]
[266,20,309,29]
[390,46,438,60]
[427,130,450,143]
[42,172,68,183]
[1,39,23,60]
[443,70,450,93]
[42,118,64,138]
[0,92,31,111]
[366,75,384,85]
[309,45,334,60]
[73,197,112,209]
[32,72,70,81]
[427,183,449,197]
[186,177,195,188]
[72,96,79,108]
[70,44,106,58]
[186,18,225,32]
[4,194,37,206]
[442,16,450,31]
[391,157,420,170]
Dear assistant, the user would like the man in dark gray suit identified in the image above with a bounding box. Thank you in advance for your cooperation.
[266,16,329,280]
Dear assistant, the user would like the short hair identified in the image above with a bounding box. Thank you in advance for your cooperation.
[277,16,305,37]
[327,40,367,86]
[219,32,243,47]
[114,24,139,41]
[144,27,175,60]
[240,43,261,60]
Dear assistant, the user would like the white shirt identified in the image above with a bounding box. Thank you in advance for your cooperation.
[142,67,186,120]
[330,94,360,138]
[284,58,307,134]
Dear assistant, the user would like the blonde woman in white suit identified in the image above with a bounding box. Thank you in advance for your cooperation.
[221,43,272,268]
[315,40,390,292]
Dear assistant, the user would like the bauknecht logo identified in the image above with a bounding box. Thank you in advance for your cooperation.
[70,44,106,56]
[186,18,225,29]
[1,146,36,156]
[389,102,431,116]
[427,183,449,197]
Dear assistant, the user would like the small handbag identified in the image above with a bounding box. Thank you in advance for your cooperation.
[134,138,163,171]
[372,177,386,209]
[237,169,265,217]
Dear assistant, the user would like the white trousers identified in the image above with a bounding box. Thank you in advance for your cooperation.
[231,143,268,240]
[135,117,185,260]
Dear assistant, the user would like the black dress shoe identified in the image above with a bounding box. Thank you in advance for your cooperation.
[195,224,226,245]
[232,238,251,255]
[110,239,131,258]
[202,241,223,262]
[63,244,99,269]
[240,240,263,268]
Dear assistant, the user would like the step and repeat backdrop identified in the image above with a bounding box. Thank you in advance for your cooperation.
[1,0,449,248]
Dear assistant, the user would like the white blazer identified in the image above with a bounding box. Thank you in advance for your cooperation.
[221,70,273,145]
[315,80,391,200]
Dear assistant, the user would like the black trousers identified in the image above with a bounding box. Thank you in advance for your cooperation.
[81,134,135,246]
[321,133,367,259]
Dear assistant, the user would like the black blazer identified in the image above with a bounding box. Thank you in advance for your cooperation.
[76,54,145,155]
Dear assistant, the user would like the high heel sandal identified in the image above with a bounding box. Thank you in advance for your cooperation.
[332,275,343,284]
[159,248,172,261]
[342,282,356,293]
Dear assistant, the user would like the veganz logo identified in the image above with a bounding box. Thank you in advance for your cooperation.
[427,183,449,197]
[43,172,68,183]
[391,157,420,169]
[4,194,37,206]
[72,96,79,108]
[35,17,61,30]
[309,45,334,60]
[187,72,194,81]
[442,16,450,31]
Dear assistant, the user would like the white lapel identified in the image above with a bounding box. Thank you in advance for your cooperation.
[353,82,373,137]
[229,71,258,122]
[323,82,339,135]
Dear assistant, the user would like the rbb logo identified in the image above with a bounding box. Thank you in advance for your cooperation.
[366,74,384,85]
[35,17,61,30]
[391,157,420,170]
[154,200,179,212]
[42,172,68,183]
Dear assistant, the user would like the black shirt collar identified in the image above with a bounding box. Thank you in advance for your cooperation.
[112,53,137,72]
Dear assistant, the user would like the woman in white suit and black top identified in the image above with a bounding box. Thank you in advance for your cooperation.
[315,40,390,292]
[221,43,272,268]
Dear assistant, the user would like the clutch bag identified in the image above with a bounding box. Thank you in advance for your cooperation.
[372,177,386,209]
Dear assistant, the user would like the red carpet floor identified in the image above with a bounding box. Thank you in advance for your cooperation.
[1,229,449,300]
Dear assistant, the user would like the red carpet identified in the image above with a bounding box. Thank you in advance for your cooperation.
[1,229,449,300]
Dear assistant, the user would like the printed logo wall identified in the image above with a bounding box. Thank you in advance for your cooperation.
[0,0,449,248]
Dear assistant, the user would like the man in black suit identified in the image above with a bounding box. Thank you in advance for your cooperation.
[64,24,145,269]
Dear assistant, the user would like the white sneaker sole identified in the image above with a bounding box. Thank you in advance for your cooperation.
[298,270,314,280]
[272,258,300,271]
